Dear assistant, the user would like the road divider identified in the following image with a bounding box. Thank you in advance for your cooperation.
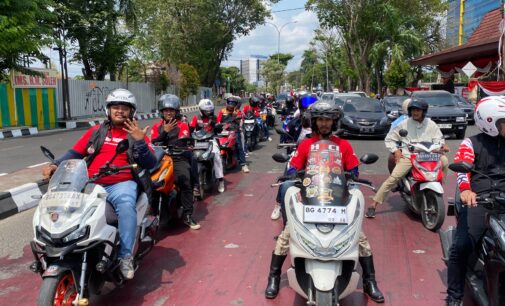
[0,180,47,220]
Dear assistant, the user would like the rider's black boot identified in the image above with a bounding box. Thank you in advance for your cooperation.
[264,253,287,299]
[359,255,385,303]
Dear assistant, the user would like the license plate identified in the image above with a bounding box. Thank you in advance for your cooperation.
[303,205,348,224]
[194,142,209,149]
[360,127,375,133]
[437,124,452,129]
[244,119,255,124]
[41,192,85,208]
[416,152,440,162]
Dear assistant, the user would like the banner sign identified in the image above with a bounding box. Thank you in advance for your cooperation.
[11,69,58,88]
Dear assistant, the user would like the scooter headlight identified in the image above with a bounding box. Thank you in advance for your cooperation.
[245,125,254,132]
[62,225,89,243]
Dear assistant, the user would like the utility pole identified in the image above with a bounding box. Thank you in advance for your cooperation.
[266,21,298,64]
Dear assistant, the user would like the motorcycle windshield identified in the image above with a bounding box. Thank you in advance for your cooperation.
[48,160,89,193]
[40,160,92,232]
[302,140,349,206]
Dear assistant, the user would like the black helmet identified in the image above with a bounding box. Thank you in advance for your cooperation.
[158,94,181,118]
[249,96,260,107]
[310,101,342,132]
[226,96,240,108]
[408,98,428,117]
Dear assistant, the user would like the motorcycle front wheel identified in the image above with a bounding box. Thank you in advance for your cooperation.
[37,272,78,306]
[315,289,334,306]
[421,189,445,231]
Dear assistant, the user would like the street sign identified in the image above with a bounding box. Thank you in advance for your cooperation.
[461,62,477,78]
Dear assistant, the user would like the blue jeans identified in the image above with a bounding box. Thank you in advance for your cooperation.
[104,180,138,258]
[235,129,247,166]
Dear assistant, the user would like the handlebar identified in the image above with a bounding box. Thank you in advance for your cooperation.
[277,143,297,149]
[91,163,138,182]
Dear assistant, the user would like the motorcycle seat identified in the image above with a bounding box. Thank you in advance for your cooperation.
[105,201,118,227]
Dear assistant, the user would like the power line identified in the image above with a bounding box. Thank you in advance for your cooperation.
[271,7,305,13]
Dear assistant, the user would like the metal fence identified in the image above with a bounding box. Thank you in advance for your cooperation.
[57,80,156,119]
[58,80,213,119]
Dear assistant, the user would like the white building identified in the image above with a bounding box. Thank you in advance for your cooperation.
[240,55,268,86]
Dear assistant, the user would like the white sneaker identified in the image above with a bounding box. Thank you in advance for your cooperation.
[268,137,272,142]
[119,256,135,280]
[271,204,281,220]
[218,180,225,193]
[245,152,249,157]
[241,165,250,173]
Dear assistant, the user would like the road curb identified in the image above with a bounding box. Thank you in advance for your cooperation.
[0,180,47,220]
[0,127,38,139]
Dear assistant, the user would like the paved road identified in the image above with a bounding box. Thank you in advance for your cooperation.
[0,122,479,305]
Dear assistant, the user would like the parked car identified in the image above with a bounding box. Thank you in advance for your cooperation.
[338,97,391,138]
[381,95,407,119]
[321,92,336,101]
[452,94,475,125]
[411,90,467,139]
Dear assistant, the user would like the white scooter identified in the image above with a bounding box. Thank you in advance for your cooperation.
[30,140,158,306]
[272,139,378,305]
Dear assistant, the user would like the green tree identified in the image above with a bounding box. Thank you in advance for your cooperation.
[179,63,200,101]
[0,0,53,80]
[260,58,285,94]
[269,53,294,66]
[384,60,410,94]
[52,0,136,80]
[220,66,246,94]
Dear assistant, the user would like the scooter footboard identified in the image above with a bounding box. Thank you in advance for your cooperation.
[305,260,342,291]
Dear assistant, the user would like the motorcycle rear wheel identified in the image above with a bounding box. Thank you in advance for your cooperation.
[421,189,445,231]
[37,272,78,306]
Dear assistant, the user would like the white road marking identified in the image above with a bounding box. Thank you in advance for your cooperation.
[0,173,8,176]
[27,162,49,168]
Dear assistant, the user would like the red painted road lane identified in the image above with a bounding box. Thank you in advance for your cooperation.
[0,171,472,306]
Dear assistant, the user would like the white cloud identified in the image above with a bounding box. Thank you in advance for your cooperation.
[223,9,319,71]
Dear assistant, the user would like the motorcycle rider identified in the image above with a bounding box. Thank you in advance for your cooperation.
[445,96,505,306]
[271,95,316,220]
[190,99,225,193]
[216,96,250,173]
[387,98,411,173]
[366,98,449,218]
[281,95,297,117]
[151,94,201,230]
[41,88,156,280]
[264,101,385,303]
[243,95,271,142]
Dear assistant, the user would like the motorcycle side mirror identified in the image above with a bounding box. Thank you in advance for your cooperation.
[399,129,408,137]
[40,146,56,163]
[449,162,474,173]
[272,152,290,163]
[115,139,130,154]
[214,124,223,134]
[360,153,379,164]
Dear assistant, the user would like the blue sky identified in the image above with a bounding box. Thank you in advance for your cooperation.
[36,0,319,77]
[222,0,319,71]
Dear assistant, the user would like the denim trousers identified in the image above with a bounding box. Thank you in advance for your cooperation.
[104,180,138,259]
[235,129,247,166]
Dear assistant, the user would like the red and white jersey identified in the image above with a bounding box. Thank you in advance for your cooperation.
[453,138,474,192]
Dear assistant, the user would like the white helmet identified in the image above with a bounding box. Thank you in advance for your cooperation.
[474,96,505,137]
[198,99,214,117]
[105,88,136,117]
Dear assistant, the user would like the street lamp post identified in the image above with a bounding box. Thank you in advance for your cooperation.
[266,21,298,64]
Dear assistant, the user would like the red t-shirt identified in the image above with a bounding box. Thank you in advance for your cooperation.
[290,135,359,171]
[216,109,243,123]
[73,126,152,185]
[190,116,213,133]
[151,119,190,140]
[242,105,260,117]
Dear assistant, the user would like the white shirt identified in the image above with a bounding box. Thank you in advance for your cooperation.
[385,117,444,157]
